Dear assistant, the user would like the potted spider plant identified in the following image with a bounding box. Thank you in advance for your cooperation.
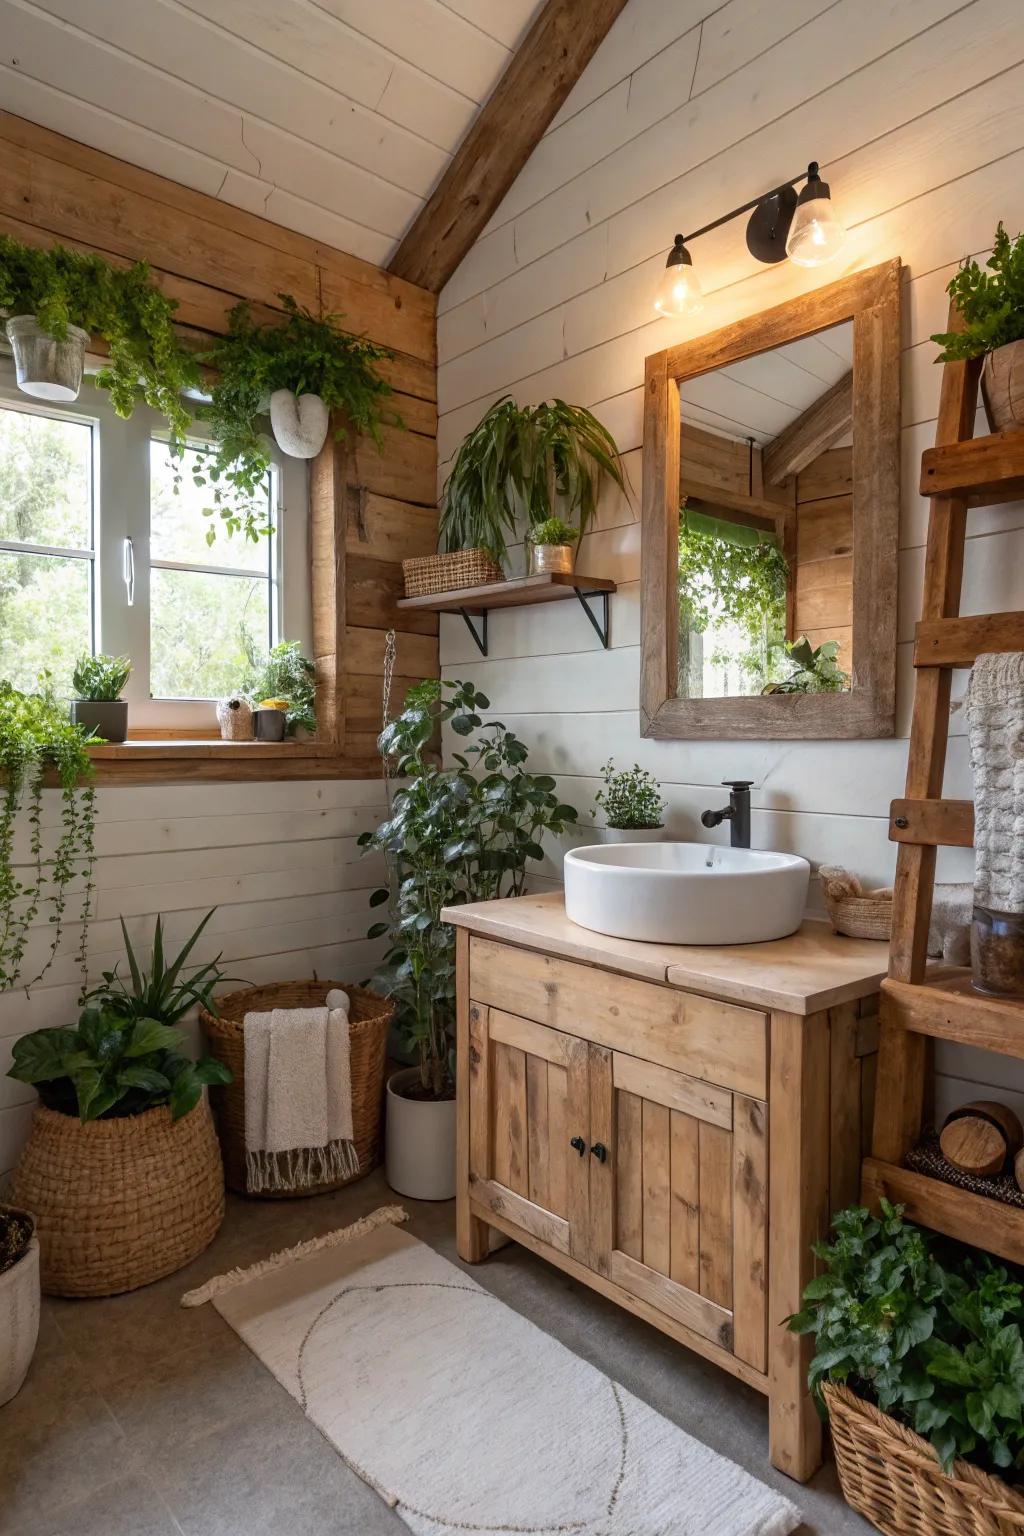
[0,1205,39,1407]
[933,223,1024,433]
[526,516,579,575]
[70,652,132,743]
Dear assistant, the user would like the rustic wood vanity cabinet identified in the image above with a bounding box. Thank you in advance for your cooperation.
[445,892,888,1483]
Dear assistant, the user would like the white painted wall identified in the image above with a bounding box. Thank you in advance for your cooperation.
[0,777,387,1178]
[436,0,1024,1122]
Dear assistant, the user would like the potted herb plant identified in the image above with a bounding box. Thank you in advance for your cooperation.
[361,679,577,1199]
[788,1199,1024,1534]
[0,1206,39,1407]
[594,758,667,843]
[197,294,397,542]
[7,910,232,1296]
[70,652,132,742]
[0,234,195,447]
[239,638,316,737]
[933,223,1024,433]
[0,676,97,993]
[526,516,579,575]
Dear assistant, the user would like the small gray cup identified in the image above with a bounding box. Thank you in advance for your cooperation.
[253,708,287,742]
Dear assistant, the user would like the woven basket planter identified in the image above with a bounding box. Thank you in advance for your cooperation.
[403,549,503,598]
[824,891,893,942]
[825,1382,1024,1535]
[200,981,393,1198]
[10,1101,224,1297]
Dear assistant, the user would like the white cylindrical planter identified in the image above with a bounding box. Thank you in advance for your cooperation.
[0,1231,40,1407]
[602,826,664,844]
[6,316,89,402]
[386,1067,457,1201]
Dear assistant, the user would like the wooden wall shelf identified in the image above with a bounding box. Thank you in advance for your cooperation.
[396,573,617,655]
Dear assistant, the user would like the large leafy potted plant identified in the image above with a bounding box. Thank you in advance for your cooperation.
[0,676,97,993]
[196,294,397,543]
[7,910,232,1296]
[0,1206,39,1407]
[932,223,1024,433]
[70,652,132,742]
[0,234,196,447]
[360,679,577,1199]
[788,1199,1024,1534]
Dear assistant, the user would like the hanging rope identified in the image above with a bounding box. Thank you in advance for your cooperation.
[380,628,397,815]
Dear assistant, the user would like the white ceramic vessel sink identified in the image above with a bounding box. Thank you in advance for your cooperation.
[563,841,810,946]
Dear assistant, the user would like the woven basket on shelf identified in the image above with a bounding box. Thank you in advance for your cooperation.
[403,548,504,598]
[825,1382,1024,1536]
[200,981,393,1198]
[10,1101,224,1297]
[820,865,894,941]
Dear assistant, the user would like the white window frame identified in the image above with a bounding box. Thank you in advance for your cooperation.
[0,360,311,733]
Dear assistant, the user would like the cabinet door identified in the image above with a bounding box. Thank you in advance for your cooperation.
[468,1003,591,1263]
[592,1049,768,1372]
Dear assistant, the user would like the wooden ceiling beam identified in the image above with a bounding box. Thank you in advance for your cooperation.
[763,371,853,487]
[387,0,629,293]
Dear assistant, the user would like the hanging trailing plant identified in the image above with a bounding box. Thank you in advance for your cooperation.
[0,676,97,994]
[678,506,789,687]
[0,234,197,456]
[195,294,398,543]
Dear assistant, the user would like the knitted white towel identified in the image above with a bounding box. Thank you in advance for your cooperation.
[966,652,1024,913]
[243,1004,358,1194]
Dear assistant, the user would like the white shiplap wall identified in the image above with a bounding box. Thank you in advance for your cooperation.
[436,0,1024,1121]
[1,0,543,264]
[0,777,388,1178]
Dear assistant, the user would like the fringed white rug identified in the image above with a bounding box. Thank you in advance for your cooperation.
[183,1206,800,1536]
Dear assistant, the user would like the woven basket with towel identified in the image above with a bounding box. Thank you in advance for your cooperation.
[820,866,893,941]
[200,981,392,1197]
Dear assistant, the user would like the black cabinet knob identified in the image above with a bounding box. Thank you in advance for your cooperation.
[570,1135,586,1156]
[591,1142,608,1163]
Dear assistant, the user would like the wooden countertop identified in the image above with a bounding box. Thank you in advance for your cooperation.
[443,891,888,1014]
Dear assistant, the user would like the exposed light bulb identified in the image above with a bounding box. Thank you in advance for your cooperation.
[785,163,846,268]
[654,238,703,317]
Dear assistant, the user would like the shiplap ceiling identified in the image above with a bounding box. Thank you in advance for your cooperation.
[0,0,544,268]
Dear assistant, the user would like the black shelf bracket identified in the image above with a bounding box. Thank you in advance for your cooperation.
[574,587,611,648]
[459,608,488,656]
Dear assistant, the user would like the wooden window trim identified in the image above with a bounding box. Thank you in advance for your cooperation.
[641,257,901,741]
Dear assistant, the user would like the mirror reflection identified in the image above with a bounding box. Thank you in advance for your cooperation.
[675,319,853,700]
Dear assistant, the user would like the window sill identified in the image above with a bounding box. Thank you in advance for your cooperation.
[83,738,380,784]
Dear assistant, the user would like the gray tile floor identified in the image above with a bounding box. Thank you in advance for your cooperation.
[1,1171,871,1535]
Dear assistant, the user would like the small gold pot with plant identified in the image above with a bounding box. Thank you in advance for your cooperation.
[933,222,1024,434]
[527,517,579,575]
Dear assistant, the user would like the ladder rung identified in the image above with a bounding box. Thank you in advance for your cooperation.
[890,798,972,847]
[883,972,1024,1058]
[920,431,1024,505]
[863,1158,1024,1267]
[914,611,1024,667]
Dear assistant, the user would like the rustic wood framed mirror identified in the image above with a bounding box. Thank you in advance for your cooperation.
[641,258,901,739]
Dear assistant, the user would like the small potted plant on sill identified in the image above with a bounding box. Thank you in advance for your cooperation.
[239,638,316,740]
[0,1205,39,1407]
[70,652,132,742]
[7,910,232,1297]
[526,516,580,576]
[361,679,577,1199]
[594,758,667,843]
[932,222,1024,434]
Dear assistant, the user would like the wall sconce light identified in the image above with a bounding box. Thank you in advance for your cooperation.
[654,160,846,316]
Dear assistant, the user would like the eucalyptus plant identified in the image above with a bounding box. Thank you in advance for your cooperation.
[360,679,578,1098]
[439,396,627,566]
[932,223,1024,362]
[0,676,96,993]
[196,294,397,543]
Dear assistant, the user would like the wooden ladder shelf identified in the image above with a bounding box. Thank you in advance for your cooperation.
[864,307,1024,1267]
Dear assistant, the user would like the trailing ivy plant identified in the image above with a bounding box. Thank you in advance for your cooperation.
[439,396,628,567]
[195,294,397,543]
[789,1200,1024,1480]
[932,224,1024,362]
[359,679,578,1099]
[678,506,789,687]
[0,235,197,457]
[0,676,97,994]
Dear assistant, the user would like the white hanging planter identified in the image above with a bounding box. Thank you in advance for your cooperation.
[385,1067,456,1201]
[6,315,89,402]
[269,388,330,459]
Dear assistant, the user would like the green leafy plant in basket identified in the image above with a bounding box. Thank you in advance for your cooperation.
[7,910,233,1122]
[359,679,578,1099]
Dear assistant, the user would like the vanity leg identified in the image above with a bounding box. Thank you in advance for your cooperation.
[768,1008,830,1482]
[456,930,489,1263]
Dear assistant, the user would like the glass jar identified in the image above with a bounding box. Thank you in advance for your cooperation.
[971,905,1024,998]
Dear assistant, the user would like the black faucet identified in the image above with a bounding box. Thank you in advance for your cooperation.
[700,781,753,848]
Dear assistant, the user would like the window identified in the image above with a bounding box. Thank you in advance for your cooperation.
[0,363,310,732]
[677,509,789,700]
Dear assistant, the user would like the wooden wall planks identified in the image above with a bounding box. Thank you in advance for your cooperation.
[436,0,1024,1123]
